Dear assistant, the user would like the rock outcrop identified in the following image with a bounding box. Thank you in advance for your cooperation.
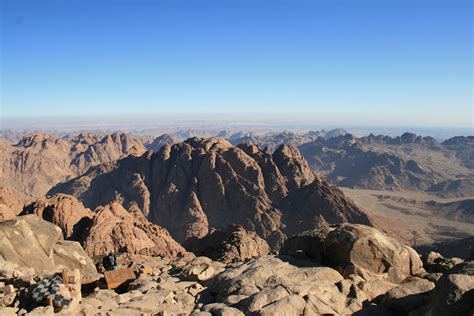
[0,215,100,283]
[50,138,372,249]
[0,186,22,221]
[17,193,186,260]
[83,202,187,258]
[183,225,270,263]
[21,194,94,240]
[414,260,474,315]
[422,251,464,273]
[280,224,424,283]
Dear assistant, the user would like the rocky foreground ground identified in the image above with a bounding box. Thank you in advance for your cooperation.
[0,215,472,315]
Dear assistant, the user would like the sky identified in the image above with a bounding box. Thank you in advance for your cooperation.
[1,0,472,127]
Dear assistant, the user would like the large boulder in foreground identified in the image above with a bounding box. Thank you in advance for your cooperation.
[280,224,424,283]
[183,225,270,263]
[21,194,94,240]
[0,215,100,283]
[83,202,187,258]
[204,256,366,315]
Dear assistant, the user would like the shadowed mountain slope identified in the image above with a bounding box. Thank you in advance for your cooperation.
[50,137,372,248]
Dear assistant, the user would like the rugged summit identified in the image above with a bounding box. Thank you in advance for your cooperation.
[21,194,94,239]
[50,138,372,248]
[0,133,146,200]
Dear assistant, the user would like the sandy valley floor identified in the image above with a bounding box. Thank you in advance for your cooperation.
[342,188,474,247]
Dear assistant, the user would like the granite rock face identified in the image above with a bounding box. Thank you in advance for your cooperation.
[21,194,94,240]
[0,215,100,283]
[51,138,372,249]
[83,202,187,258]
[0,186,22,222]
[0,133,146,200]
[280,224,425,283]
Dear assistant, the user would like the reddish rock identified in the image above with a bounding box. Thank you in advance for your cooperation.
[183,225,270,263]
[52,138,372,249]
[0,186,22,221]
[83,202,187,258]
[21,194,94,239]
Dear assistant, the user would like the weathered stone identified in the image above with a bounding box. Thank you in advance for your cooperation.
[184,225,270,263]
[358,279,397,301]
[182,257,219,281]
[83,203,187,258]
[26,306,54,316]
[0,215,99,283]
[202,303,244,316]
[128,279,159,293]
[421,261,474,316]
[1,292,16,306]
[380,277,435,313]
[242,286,289,312]
[257,295,305,316]
[21,194,93,240]
[422,251,464,274]
[279,227,333,264]
[324,224,424,283]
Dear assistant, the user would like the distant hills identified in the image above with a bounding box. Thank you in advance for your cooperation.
[1,129,472,202]
[0,132,145,200]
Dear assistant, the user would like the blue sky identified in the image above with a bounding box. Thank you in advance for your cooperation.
[1,0,472,127]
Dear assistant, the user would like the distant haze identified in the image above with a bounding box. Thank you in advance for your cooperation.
[1,113,472,140]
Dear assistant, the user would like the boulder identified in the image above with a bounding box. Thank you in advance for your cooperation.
[21,194,93,240]
[379,277,435,313]
[0,215,99,283]
[207,256,344,312]
[202,303,244,316]
[419,261,474,316]
[422,251,464,273]
[256,295,306,316]
[324,224,424,283]
[83,202,187,258]
[183,225,270,263]
[279,226,332,263]
[181,257,225,282]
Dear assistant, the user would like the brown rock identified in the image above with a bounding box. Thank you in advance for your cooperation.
[21,194,93,240]
[0,186,22,221]
[420,261,474,316]
[183,225,270,263]
[323,224,424,283]
[0,133,146,201]
[0,215,100,283]
[83,202,186,258]
[379,277,435,313]
[52,138,373,249]
[422,251,464,273]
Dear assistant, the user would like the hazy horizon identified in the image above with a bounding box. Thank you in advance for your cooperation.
[1,113,472,140]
